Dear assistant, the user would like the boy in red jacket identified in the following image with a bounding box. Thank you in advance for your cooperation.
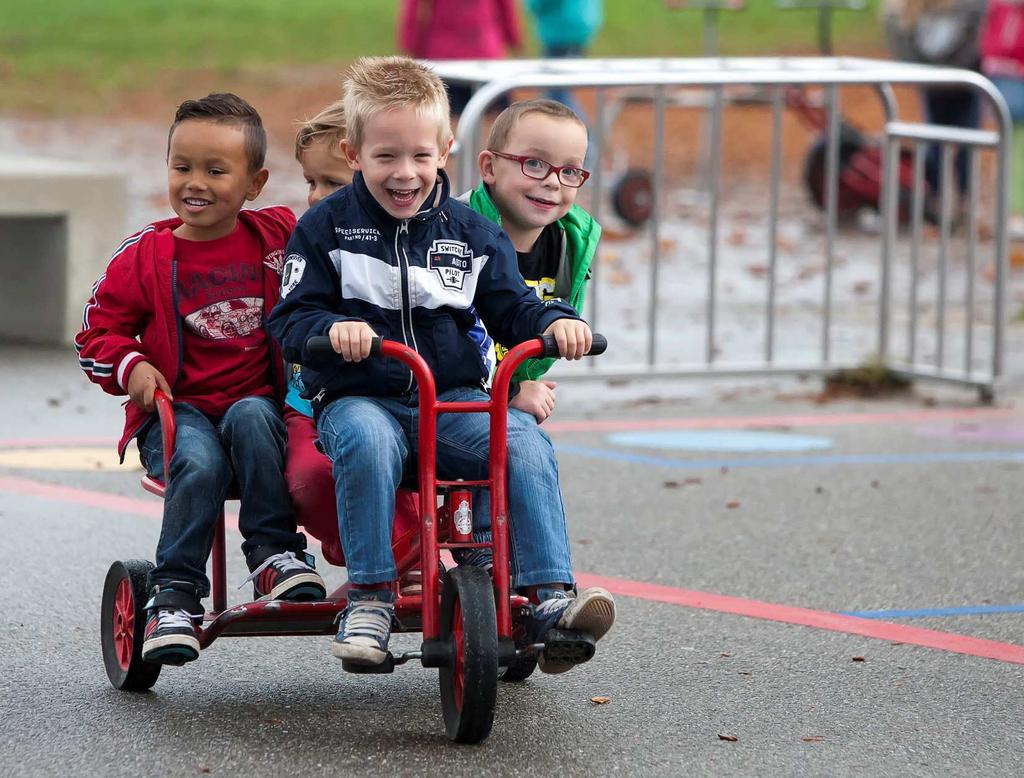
[75,93,326,665]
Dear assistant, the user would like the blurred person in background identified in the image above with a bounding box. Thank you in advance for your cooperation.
[398,0,522,117]
[980,0,1024,234]
[883,0,986,208]
[526,0,604,121]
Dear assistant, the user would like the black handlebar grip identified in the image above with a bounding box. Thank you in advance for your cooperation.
[539,332,608,359]
[305,335,382,358]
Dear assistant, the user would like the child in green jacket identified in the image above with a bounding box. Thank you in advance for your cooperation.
[466,98,600,422]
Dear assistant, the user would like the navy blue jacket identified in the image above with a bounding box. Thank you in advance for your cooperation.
[267,170,578,411]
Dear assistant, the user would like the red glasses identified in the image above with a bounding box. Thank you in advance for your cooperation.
[489,150,591,188]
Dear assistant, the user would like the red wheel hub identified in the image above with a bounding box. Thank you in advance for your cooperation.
[113,577,135,671]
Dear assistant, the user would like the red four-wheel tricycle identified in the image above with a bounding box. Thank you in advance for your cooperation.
[100,333,606,743]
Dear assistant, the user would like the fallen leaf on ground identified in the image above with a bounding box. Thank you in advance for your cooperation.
[720,652,731,657]
[590,696,611,704]
[577,538,593,545]
[726,500,741,509]
[802,736,824,743]
[727,228,747,246]
[718,734,739,742]
[852,656,866,662]
[776,235,798,252]
[1012,245,1024,269]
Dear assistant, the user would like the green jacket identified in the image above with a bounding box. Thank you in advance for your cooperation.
[466,181,600,381]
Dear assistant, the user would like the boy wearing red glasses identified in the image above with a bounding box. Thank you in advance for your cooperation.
[466,99,599,423]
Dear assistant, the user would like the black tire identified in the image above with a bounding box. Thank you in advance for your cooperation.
[802,125,868,215]
[499,652,537,683]
[611,169,654,228]
[438,566,498,743]
[101,560,161,691]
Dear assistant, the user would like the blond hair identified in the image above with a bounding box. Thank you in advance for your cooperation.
[295,99,347,162]
[342,56,452,151]
[486,99,586,152]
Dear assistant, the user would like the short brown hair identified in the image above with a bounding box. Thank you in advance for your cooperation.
[486,99,586,152]
[342,56,452,151]
[295,99,347,161]
[167,93,267,172]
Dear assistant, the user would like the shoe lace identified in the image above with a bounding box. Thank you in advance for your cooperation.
[157,607,197,629]
[237,551,307,590]
[534,591,571,617]
[342,602,394,642]
[453,547,494,570]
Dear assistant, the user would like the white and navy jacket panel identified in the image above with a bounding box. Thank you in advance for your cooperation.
[267,171,578,408]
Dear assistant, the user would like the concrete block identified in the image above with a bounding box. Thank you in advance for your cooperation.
[0,155,128,344]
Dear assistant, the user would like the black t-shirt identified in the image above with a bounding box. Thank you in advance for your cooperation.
[516,222,562,301]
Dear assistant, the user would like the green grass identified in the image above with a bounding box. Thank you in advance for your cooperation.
[0,0,883,113]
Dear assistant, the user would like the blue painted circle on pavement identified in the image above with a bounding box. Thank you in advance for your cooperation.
[607,430,833,452]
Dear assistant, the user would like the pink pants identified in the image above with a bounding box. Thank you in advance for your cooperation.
[284,407,419,568]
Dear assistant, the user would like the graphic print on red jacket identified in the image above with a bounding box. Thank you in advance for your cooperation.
[75,206,296,460]
[173,222,273,417]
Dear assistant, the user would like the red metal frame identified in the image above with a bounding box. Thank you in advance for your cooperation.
[140,337,551,654]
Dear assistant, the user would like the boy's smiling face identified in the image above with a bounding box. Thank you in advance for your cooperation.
[343,106,451,220]
[480,112,588,251]
[167,119,267,241]
[301,138,352,208]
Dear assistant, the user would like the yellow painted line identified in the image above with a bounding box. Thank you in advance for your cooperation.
[0,447,143,472]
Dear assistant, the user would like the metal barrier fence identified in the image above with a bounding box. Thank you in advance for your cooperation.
[431,58,1011,400]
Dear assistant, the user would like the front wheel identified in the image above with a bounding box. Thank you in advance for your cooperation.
[101,560,162,691]
[438,566,498,743]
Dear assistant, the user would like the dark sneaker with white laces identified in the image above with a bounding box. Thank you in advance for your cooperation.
[141,583,202,665]
[452,546,493,574]
[524,586,616,674]
[242,549,327,601]
[331,588,396,666]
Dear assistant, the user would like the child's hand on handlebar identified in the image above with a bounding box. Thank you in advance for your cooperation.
[511,380,557,423]
[329,321,377,362]
[127,361,173,412]
[542,319,592,360]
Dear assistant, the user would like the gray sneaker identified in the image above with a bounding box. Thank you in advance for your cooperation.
[331,589,396,666]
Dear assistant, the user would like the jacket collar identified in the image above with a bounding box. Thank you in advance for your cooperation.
[351,169,451,231]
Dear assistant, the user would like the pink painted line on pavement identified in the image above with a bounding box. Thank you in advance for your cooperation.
[4,473,1021,664]
[0,437,113,449]
[545,407,1016,434]
[0,474,240,533]
[575,572,1024,666]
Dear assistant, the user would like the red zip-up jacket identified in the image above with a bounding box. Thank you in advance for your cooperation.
[75,206,296,461]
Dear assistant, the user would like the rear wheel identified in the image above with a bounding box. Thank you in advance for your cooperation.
[611,169,654,228]
[438,566,498,743]
[101,560,161,691]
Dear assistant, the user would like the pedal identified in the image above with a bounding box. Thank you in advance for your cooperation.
[543,628,596,665]
[341,653,396,674]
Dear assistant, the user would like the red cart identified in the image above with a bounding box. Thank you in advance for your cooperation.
[100,333,606,743]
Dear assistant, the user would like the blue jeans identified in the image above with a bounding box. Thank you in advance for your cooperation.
[922,87,981,195]
[139,397,305,598]
[316,387,574,588]
[543,44,587,121]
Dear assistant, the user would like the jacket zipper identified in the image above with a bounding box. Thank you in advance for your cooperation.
[395,220,417,392]
[171,260,184,382]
